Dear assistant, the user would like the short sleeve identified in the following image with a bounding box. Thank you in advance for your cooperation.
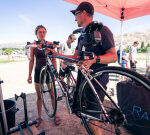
[101,26,115,52]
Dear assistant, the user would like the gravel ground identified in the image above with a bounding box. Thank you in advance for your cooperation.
[0,59,146,135]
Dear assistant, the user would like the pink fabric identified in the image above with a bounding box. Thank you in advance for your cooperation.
[64,0,150,21]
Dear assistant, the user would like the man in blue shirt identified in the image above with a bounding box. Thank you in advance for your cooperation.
[117,48,128,68]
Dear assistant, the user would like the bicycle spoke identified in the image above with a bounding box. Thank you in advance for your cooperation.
[40,67,57,118]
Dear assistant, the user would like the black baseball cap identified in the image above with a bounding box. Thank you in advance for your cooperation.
[70,2,94,15]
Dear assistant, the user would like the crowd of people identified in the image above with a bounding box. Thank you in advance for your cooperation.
[27,1,140,135]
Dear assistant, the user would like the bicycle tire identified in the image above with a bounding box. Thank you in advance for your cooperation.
[39,66,57,118]
[67,71,76,96]
[79,66,150,135]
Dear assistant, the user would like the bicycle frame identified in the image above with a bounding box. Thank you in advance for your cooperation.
[46,55,76,113]
[26,42,124,126]
[47,54,122,124]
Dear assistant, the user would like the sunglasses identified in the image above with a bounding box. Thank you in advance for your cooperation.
[75,11,82,16]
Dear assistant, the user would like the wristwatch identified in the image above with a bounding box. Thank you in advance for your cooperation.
[96,56,101,64]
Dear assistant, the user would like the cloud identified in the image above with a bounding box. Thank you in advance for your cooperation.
[18,14,32,24]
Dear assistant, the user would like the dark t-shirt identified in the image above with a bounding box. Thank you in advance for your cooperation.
[76,25,115,70]
[75,24,115,91]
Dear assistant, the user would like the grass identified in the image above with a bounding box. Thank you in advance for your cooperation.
[0,58,27,63]
[0,60,26,63]
[137,58,146,60]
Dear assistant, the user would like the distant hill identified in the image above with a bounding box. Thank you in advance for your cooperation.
[0,29,150,49]
[114,29,150,48]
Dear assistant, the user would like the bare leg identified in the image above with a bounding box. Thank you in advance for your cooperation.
[47,82,61,125]
[35,83,42,119]
[89,120,102,135]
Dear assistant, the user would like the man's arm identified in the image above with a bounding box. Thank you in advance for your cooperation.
[129,47,134,62]
[79,47,117,69]
[48,48,78,60]
[98,47,117,64]
[122,56,128,62]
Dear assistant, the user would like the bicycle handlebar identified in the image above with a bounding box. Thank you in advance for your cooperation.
[26,41,59,49]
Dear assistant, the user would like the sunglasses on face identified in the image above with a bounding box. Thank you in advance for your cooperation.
[75,11,82,17]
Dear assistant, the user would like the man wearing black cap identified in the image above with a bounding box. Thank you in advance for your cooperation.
[49,1,117,135]
[71,2,117,135]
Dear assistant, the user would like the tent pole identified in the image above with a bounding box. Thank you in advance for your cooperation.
[120,20,124,65]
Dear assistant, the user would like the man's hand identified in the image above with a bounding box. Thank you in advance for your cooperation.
[77,56,96,69]
[135,60,138,64]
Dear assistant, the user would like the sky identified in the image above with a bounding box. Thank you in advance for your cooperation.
[0,0,150,44]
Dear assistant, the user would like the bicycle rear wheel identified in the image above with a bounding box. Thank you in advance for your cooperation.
[40,66,57,118]
[79,66,150,135]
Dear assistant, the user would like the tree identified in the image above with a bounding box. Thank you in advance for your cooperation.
[4,48,12,55]
[146,43,150,48]
[123,46,130,53]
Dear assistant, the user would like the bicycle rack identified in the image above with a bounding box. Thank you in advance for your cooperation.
[7,92,45,135]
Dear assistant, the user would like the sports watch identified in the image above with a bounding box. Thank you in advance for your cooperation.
[96,56,101,64]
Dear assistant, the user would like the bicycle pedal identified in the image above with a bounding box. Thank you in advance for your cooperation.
[57,95,63,101]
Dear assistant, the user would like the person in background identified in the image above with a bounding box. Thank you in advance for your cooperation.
[58,34,76,85]
[117,46,128,68]
[27,25,61,127]
[129,41,139,71]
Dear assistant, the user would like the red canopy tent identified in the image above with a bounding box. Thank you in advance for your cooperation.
[64,0,150,62]
[64,0,150,21]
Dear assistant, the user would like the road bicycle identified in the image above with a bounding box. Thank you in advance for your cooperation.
[27,23,150,135]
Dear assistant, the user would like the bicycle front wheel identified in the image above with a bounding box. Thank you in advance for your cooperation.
[39,66,57,118]
[79,66,150,135]
[66,71,76,95]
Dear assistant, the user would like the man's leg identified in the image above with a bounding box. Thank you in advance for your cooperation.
[85,75,107,135]
[89,120,102,135]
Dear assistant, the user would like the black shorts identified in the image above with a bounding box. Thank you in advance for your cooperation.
[34,68,50,84]
[130,61,136,69]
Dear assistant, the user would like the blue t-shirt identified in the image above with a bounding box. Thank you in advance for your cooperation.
[117,50,127,64]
